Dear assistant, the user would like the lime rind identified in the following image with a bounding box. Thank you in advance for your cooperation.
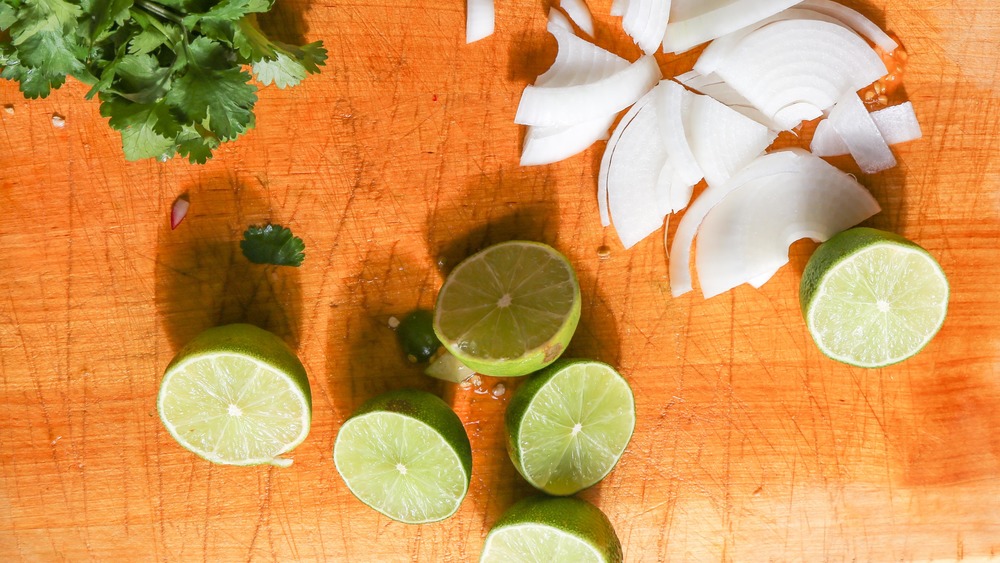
[801,228,949,368]
[157,349,311,467]
[434,241,582,377]
[506,359,636,496]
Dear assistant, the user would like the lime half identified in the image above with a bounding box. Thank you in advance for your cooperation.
[480,496,623,563]
[505,359,635,496]
[333,389,472,524]
[801,227,949,368]
[434,241,581,377]
[157,324,312,467]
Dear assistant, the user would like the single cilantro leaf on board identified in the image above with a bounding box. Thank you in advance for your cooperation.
[241,224,306,267]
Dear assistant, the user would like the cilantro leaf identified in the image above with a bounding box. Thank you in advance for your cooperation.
[0,0,325,162]
[240,224,305,267]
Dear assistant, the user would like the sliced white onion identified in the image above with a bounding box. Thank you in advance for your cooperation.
[658,81,703,187]
[560,0,596,37]
[534,28,629,89]
[657,159,678,217]
[516,55,661,127]
[684,85,777,186]
[713,19,888,130]
[599,90,655,226]
[811,101,922,157]
[810,119,850,156]
[669,176,695,214]
[521,114,616,166]
[466,0,495,44]
[623,0,672,55]
[675,69,777,128]
[600,86,672,248]
[670,150,805,296]
[798,0,898,52]
[694,149,881,298]
[827,92,896,173]
[547,7,574,32]
[693,8,845,77]
[663,0,801,54]
[610,0,629,17]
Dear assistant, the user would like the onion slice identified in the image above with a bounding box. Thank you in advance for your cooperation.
[521,115,616,166]
[466,0,495,43]
[663,0,801,54]
[516,54,661,126]
[658,81,703,187]
[560,0,596,37]
[811,101,922,157]
[610,0,629,17]
[712,19,888,130]
[171,195,190,230]
[694,149,881,298]
[623,0,672,55]
[683,84,777,186]
[827,92,896,173]
[600,85,671,248]
[547,7,574,32]
[675,69,776,128]
[798,0,898,52]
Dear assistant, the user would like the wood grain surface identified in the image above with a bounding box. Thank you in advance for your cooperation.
[2,0,999,561]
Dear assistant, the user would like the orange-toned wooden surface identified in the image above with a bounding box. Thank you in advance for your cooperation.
[2,1,999,560]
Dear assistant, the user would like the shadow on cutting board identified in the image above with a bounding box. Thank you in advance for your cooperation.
[254,0,315,47]
[155,174,303,354]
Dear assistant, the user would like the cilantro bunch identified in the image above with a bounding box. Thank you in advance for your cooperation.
[0,0,326,163]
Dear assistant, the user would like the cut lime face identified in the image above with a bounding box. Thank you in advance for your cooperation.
[801,227,949,368]
[157,324,312,467]
[505,359,635,496]
[480,497,622,563]
[333,389,472,524]
[434,241,581,377]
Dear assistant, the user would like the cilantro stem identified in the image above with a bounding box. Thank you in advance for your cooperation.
[134,0,184,25]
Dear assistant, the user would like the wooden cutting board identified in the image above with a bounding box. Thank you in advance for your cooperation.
[1,1,998,560]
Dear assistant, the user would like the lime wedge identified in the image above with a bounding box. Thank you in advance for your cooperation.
[434,241,581,377]
[333,389,472,524]
[801,227,949,368]
[157,324,312,467]
[480,496,622,563]
[505,359,635,496]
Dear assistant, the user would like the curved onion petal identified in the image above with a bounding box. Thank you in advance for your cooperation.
[799,0,898,52]
[663,0,801,54]
[600,86,671,248]
[466,0,495,43]
[670,150,805,296]
[516,55,661,126]
[610,0,629,17]
[560,0,596,37]
[547,7,574,32]
[521,114,616,166]
[713,19,888,130]
[599,91,653,226]
[811,101,922,157]
[675,69,776,128]
[693,8,845,77]
[827,92,895,173]
[694,150,881,299]
[623,0,672,55]
[534,28,629,89]
[685,86,777,186]
[658,81,703,187]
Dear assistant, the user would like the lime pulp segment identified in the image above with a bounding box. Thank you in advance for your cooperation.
[481,523,606,562]
[806,242,949,367]
[158,352,311,467]
[334,402,471,523]
[434,241,581,376]
[508,360,635,495]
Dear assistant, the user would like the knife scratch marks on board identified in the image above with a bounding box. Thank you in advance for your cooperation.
[245,466,275,562]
